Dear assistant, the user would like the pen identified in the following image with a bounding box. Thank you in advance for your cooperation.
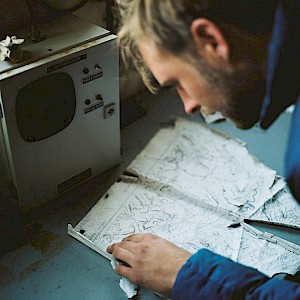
[228,219,300,231]
[243,219,300,231]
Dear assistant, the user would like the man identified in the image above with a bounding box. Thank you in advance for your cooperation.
[107,0,300,298]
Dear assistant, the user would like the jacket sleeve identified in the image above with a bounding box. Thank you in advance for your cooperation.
[285,96,300,203]
[171,249,300,300]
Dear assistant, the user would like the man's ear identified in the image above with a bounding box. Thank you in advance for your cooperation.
[190,18,230,62]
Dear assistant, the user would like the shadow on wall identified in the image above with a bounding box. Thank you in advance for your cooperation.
[0,0,146,102]
[0,0,31,38]
[0,0,90,39]
[0,0,70,38]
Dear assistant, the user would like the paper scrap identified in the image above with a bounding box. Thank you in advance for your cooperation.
[0,35,24,61]
[111,259,138,298]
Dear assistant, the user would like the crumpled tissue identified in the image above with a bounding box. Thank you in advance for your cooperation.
[0,35,24,62]
[111,259,138,299]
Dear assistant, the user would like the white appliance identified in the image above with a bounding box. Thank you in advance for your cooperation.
[0,15,120,210]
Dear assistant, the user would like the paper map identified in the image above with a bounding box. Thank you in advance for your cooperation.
[69,117,300,290]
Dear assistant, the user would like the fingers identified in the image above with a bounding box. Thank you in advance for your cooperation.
[108,243,134,266]
[106,233,161,269]
[107,233,160,253]
[106,243,114,253]
[107,237,146,266]
[106,233,190,296]
[107,239,137,254]
[122,233,159,242]
[115,264,140,284]
[122,234,142,242]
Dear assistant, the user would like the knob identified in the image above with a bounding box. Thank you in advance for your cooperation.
[96,94,103,101]
[83,68,89,74]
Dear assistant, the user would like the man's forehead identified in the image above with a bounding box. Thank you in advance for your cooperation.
[138,41,162,62]
[138,41,180,83]
[139,43,163,82]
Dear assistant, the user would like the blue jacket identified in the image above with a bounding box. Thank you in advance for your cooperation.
[260,0,300,201]
[172,1,300,299]
[172,249,300,299]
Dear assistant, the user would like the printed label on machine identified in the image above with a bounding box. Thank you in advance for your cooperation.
[47,54,87,73]
[82,71,103,84]
[84,101,104,114]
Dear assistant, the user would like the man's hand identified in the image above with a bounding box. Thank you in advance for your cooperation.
[106,234,192,297]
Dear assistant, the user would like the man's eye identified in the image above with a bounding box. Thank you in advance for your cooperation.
[163,85,176,91]
[161,82,179,91]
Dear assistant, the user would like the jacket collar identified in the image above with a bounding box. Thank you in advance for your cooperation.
[260,0,300,129]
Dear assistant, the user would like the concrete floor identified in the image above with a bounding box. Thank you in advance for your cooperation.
[0,89,296,300]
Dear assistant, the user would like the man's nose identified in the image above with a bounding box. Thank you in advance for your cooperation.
[178,93,199,114]
[177,88,200,114]
[184,101,201,114]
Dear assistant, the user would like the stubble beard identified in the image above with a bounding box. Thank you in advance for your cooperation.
[196,58,265,130]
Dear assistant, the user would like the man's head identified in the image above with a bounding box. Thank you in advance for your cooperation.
[117,0,279,129]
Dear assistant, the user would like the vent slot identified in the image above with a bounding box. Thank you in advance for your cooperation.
[57,168,92,194]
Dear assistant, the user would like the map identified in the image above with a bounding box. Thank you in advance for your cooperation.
[68,117,300,296]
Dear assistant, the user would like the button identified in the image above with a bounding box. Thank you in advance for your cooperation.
[85,99,91,105]
[83,68,89,74]
[104,103,116,119]
[96,94,103,101]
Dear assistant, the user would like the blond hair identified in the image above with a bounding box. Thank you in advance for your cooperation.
[116,0,278,93]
